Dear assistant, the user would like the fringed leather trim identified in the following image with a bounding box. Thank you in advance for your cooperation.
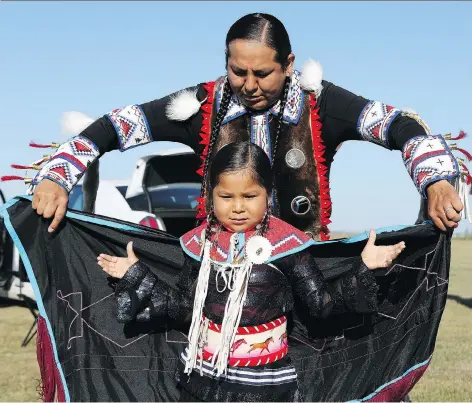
[1,156,51,185]
[37,316,66,402]
[444,130,467,141]
[196,81,216,220]
[309,94,331,240]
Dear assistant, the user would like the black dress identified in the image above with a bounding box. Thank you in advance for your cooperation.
[114,242,378,402]
[0,196,450,402]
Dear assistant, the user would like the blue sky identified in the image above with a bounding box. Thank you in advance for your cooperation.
[1,1,471,233]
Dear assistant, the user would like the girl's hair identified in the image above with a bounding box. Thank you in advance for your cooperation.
[209,141,272,193]
[204,142,272,240]
[197,13,292,219]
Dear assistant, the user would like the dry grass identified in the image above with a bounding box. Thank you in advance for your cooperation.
[0,300,40,402]
[0,241,470,402]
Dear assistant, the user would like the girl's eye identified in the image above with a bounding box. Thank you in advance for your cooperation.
[245,195,256,199]
[220,195,231,199]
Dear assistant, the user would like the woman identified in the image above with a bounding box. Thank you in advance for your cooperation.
[10,12,467,239]
[97,142,405,401]
[0,11,468,402]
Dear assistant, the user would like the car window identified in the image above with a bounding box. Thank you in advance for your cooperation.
[149,186,200,209]
[68,186,84,211]
[125,195,148,212]
[116,186,128,198]
[144,154,201,189]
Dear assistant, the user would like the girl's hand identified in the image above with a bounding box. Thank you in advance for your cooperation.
[97,241,139,279]
[361,229,406,270]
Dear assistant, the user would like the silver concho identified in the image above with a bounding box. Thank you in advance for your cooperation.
[291,195,312,216]
[285,148,306,169]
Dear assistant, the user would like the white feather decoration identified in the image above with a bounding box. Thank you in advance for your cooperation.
[401,107,419,115]
[165,88,201,121]
[300,58,324,97]
[61,111,95,135]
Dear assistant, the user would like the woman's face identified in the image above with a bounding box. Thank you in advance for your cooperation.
[212,168,268,233]
[226,39,294,111]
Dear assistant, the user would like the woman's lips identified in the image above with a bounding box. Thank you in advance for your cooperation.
[244,96,262,103]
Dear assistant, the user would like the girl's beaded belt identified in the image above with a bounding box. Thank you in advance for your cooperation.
[199,315,288,367]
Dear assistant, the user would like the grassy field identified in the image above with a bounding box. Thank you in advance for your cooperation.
[410,239,472,402]
[0,240,470,402]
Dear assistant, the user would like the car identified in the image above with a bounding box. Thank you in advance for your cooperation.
[0,188,35,302]
[122,145,202,237]
[68,179,166,230]
[0,173,165,305]
[55,112,203,237]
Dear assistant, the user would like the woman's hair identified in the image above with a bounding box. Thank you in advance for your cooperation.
[204,142,272,239]
[225,13,292,69]
[197,13,292,219]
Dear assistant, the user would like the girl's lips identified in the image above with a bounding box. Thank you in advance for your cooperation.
[230,218,248,223]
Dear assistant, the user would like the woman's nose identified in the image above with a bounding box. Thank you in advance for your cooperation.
[244,75,258,94]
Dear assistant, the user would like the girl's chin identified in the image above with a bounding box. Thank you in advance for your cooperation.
[221,220,256,233]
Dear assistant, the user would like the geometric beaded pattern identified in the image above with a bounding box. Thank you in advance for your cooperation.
[106,104,152,151]
[269,70,304,124]
[402,135,459,198]
[216,71,304,125]
[357,100,401,149]
[181,216,313,264]
[27,136,100,194]
[250,113,272,160]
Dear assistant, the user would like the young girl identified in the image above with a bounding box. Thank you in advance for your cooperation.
[97,142,405,402]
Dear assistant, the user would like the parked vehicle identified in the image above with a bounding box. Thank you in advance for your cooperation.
[0,167,165,305]
[123,145,202,237]
[0,188,35,302]
[68,179,166,230]
[55,112,202,237]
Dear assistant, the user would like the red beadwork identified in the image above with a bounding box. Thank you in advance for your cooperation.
[196,81,216,219]
[206,315,287,335]
[200,346,288,368]
[309,95,331,241]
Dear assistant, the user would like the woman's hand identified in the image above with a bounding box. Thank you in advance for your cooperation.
[426,180,463,231]
[97,241,139,279]
[361,229,406,270]
[32,179,69,233]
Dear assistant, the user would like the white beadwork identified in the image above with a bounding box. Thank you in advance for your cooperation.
[357,100,401,149]
[107,105,152,151]
[402,135,459,198]
[246,236,273,264]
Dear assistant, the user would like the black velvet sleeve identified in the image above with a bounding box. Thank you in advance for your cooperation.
[319,80,428,155]
[276,250,379,319]
[114,256,198,324]
[79,84,208,155]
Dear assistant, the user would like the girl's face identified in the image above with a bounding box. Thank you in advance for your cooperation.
[226,39,294,111]
[212,168,268,233]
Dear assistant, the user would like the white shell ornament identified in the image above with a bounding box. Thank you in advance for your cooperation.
[245,236,273,264]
